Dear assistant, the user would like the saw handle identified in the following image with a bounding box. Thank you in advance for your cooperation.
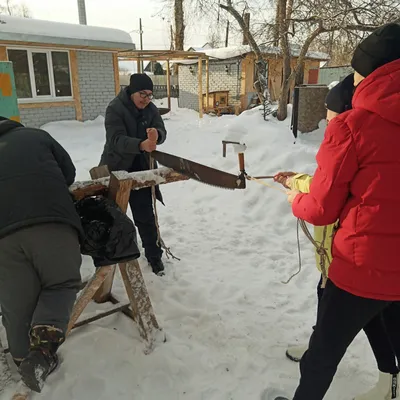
[238,153,245,173]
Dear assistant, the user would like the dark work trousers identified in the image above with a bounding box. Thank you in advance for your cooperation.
[129,156,163,263]
[0,223,82,360]
[129,187,163,262]
[315,275,399,375]
[294,280,400,400]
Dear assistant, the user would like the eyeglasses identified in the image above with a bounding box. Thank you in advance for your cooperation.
[139,91,154,100]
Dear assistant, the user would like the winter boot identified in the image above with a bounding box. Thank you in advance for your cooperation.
[354,371,398,400]
[149,259,165,276]
[285,344,308,362]
[18,325,64,393]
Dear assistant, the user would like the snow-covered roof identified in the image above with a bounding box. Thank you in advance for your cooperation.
[0,15,135,50]
[179,44,329,64]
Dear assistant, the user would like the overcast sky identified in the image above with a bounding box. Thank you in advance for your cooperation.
[14,0,221,49]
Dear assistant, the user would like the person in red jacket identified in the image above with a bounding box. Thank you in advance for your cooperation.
[274,23,400,400]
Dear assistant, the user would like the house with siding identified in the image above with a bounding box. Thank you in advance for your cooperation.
[0,15,135,127]
[178,45,328,113]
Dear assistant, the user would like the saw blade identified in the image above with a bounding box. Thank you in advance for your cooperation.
[152,151,246,190]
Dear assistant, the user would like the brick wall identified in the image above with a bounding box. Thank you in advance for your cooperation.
[76,51,116,121]
[20,106,76,128]
[178,60,242,111]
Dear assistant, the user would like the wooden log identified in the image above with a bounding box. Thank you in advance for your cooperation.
[70,168,188,199]
[118,260,162,351]
[90,165,110,179]
[67,265,114,334]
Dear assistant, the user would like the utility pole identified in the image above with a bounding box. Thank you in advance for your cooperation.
[225,20,229,47]
[77,0,87,25]
[139,18,144,72]
[170,25,174,51]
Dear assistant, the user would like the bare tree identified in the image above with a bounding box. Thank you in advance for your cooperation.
[219,0,268,102]
[274,0,400,120]
[207,25,223,48]
[0,0,31,17]
[174,0,185,50]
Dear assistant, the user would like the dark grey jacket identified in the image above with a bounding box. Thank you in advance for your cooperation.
[0,119,83,239]
[99,88,167,172]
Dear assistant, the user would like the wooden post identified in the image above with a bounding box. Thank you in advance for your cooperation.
[166,59,171,111]
[198,57,203,118]
[67,265,114,334]
[92,172,132,303]
[205,58,209,114]
[137,58,142,73]
[113,53,120,95]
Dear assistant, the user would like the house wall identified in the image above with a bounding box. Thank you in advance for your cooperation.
[19,104,76,127]
[76,51,116,121]
[178,60,242,111]
[0,44,119,127]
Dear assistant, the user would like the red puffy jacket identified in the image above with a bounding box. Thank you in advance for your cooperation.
[293,59,400,301]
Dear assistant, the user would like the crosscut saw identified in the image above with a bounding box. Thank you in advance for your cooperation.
[151,150,246,190]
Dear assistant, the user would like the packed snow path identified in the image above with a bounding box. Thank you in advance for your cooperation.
[1,101,380,399]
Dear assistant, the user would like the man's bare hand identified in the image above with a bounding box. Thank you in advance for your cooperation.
[146,128,158,143]
[274,171,296,189]
[140,139,157,152]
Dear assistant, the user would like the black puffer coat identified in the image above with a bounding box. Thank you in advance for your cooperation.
[75,195,140,267]
[0,119,83,239]
[99,88,167,173]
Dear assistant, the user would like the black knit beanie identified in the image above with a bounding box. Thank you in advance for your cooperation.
[129,73,154,94]
[351,23,400,77]
[325,73,355,114]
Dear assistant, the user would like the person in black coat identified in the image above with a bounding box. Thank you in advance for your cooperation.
[99,73,167,275]
[0,117,82,392]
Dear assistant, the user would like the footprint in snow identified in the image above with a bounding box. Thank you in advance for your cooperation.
[260,388,289,400]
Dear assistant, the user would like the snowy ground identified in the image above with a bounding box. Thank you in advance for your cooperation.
[2,99,379,399]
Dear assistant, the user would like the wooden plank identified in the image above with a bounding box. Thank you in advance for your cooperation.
[166,60,171,111]
[72,302,131,329]
[113,53,120,95]
[66,265,114,334]
[19,101,75,109]
[0,46,7,61]
[69,50,83,121]
[198,57,203,118]
[118,260,161,351]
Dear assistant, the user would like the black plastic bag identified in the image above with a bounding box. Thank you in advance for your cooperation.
[75,195,140,267]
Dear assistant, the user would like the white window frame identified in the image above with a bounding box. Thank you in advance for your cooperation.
[7,47,73,103]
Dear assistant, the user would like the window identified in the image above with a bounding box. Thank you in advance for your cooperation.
[7,48,72,101]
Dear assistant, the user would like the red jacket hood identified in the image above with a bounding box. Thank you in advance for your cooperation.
[353,59,400,126]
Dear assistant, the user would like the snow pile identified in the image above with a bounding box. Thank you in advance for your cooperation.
[0,15,133,46]
[179,44,329,64]
[1,102,379,399]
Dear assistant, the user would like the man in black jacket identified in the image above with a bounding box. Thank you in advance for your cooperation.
[0,117,82,393]
[99,73,167,275]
